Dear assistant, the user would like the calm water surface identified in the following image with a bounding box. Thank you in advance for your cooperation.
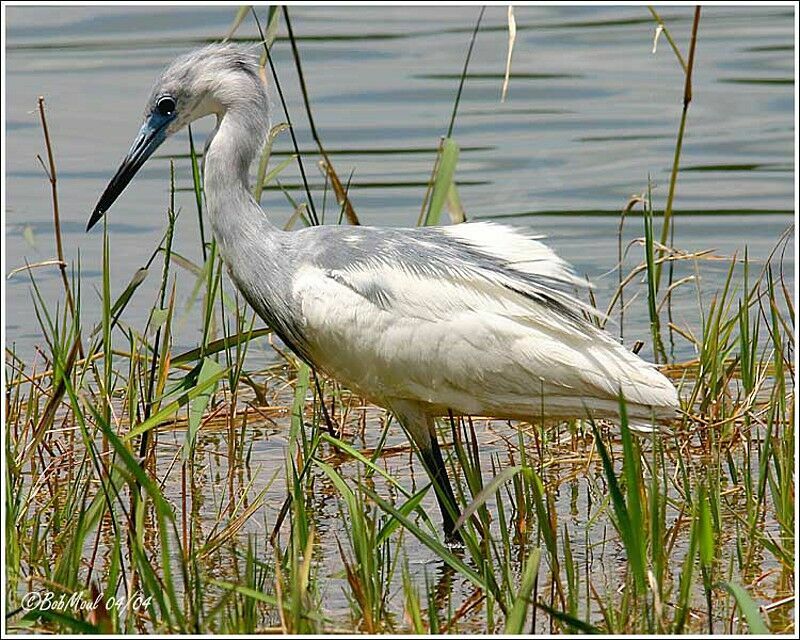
[5,5,795,360]
[4,6,796,630]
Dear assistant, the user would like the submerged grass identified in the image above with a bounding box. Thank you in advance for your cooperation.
[4,6,795,636]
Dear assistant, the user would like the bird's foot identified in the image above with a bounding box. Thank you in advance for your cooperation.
[444,529,465,549]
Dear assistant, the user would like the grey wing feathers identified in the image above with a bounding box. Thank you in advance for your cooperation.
[304,221,599,330]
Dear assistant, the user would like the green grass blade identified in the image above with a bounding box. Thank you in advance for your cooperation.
[504,547,542,633]
[188,126,207,261]
[424,138,459,226]
[319,432,415,499]
[359,485,490,595]
[590,420,646,594]
[453,465,521,532]
[172,328,271,364]
[719,581,769,634]
[536,601,601,634]
[375,485,430,546]
[125,366,228,441]
[262,154,296,187]
[698,483,714,568]
[183,357,225,461]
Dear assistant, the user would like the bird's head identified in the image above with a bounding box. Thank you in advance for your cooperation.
[88,43,267,231]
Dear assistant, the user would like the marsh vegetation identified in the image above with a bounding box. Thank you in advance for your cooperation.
[5,5,795,635]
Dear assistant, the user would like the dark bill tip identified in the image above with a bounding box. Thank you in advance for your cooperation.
[86,207,105,232]
[86,115,172,232]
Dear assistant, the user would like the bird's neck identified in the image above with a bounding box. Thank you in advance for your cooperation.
[203,108,277,260]
[201,107,306,361]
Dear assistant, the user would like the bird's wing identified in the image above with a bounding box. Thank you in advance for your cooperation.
[311,220,600,324]
[293,222,676,417]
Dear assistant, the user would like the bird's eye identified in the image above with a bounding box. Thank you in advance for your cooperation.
[156,96,176,117]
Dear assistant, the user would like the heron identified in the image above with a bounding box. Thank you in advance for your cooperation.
[88,44,679,540]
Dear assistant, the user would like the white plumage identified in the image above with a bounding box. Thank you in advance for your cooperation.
[295,222,678,425]
[89,44,680,539]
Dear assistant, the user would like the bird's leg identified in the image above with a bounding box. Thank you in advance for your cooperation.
[389,400,463,543]
[419,429,463,543]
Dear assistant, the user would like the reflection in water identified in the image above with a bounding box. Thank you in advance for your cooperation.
[4,5,794,360]
[4,4,795,633]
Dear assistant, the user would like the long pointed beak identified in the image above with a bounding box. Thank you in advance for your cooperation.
[87,117,171,231]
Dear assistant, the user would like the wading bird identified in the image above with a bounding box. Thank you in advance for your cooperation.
[89,44,679,540]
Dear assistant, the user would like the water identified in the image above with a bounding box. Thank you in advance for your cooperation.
[5,5,794,360]
[4,6,795,631]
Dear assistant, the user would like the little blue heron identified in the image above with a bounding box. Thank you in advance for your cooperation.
[89,44,679,539]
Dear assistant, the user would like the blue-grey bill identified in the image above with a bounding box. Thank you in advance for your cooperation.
[87,120,169,231]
